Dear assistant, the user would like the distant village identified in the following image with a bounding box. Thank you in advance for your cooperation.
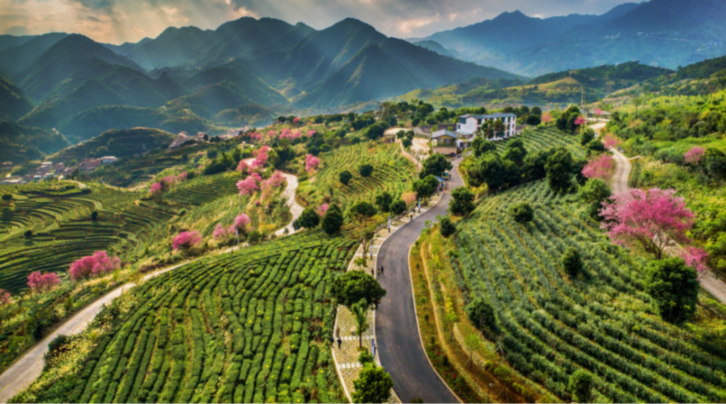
[0,128,243,185]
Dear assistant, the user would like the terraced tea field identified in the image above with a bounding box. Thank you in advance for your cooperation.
[0,173,241,293]
[452,180,726,402]
[20,232,356,403]
[298,143,416,211]
[495,127,586,159]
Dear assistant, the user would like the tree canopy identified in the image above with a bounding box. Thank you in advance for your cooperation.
[322,204,344,235]
[645,257,699,325]
[359,164,374,177]
[352,364,394,404]
[332,270,387,308]
[339,170,353,185]
[450,186,475,216]
[420,153,452,179]
[413,175,439,200]
[545,147,574,193]
[297,208,320,229]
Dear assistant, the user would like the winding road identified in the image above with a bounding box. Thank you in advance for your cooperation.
[0,173,304,403]
[376,159,462,404]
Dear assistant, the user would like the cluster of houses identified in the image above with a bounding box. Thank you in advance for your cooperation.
[168,129,243,150]
[0,156,118,185]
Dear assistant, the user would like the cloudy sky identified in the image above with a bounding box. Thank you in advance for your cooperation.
[1,0,643,44]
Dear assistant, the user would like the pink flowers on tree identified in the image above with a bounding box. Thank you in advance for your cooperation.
[69,251,122,281]
[308,130,317,137]
[232,214,253,233]
[292,117,301,124]
[27,272,60,293]
[593,108,604,116]
[402,192,417,206]
[236,160,249,174]
[237,176,259,196]
[213,224,229,239]
[0,289,10,307]
[600,188,694,259]
[582,154,615,179]
[602,134,621,149]
[574,116,586,126]
[541,112,552,124]
[305,154,321,172]
[681,247,709,273]
[317,204,329,216]
[150,182,163,194]
[172,231,202,251]
[684,146,705,165]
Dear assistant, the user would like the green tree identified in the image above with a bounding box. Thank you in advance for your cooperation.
[413,175,439,200]
[545,147,574,193]
[465,298,497,333]
[339,170,353,185]
[1,194,12,202]
[351,299,370,348]
[704,147,726,180]
[502,138,527,166]
[645,258,699,324]
[562,247,583,277]
[450,187,475,216]
[580,127,595,146]
[352,364,394,404]
[579,179,611,220]
[297,208,320,229]
[569,370,593,403]
[521,149,553,182]
[366,122,389,140]
[479,152,520,192]
[322,204,344,236]
[586,139,606,155]
[440,217,456,238]
[332,271,387,308]
[359,164,374,177]
[375,192,393,213]
[472,137,496,157]
[390,199,407,216]
[402,138,413,148]
[509,201,534,224]
[350,201,377,219]
[420,153,453,179]
[91,211,98,221]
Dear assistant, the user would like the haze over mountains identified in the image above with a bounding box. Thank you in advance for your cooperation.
[0,0,724,163]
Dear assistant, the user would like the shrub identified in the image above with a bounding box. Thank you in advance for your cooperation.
[546,147,574,193]
[569,370,593,403]
[322,205,343,235]
[645,258,699,325]
[509,202,534,224]
[440,217,456,238]
[420,153,452,179]
[465,298,497,333]
[91,211,98,221]
[332,271,386,308]
[375,192,393,213]
[339,170,353,185]
[450,187,475,216]
[359,164,373,178]
[297,208,320,229]
[390,199,407,216]
[351,365,393,404]
[561,247,583,277]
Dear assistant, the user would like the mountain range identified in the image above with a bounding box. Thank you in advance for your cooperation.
[420,0,726,77]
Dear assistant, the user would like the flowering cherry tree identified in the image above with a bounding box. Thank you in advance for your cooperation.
[28,272,60,293]
[541,112,552,124]
[582,154,615,179]
[172,231,202,251]
[602,134,622,149]
[237,176,259,196]
[267,130,277,138]
[574,116,586,126]
[402,192,417,206]
[292,117,301,124]
[593,108,603,116]
[317,203,329,216]
[684,146,705,165]
[177,172,188,181]
[213,224,229,239]
[150,182,163,194]
[681,246,709,274]
[600,188,694,259]
[305,154,321,172]
[308,130,317,137]
[232,214,253,233]
[69,251,121,281]
[236,160,249,174]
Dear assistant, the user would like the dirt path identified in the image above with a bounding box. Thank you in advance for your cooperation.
[0,172,302,403]
[604,130,726,306]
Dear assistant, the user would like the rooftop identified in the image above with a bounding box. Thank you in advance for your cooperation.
[460,113,516,119]
[432,129,458,139]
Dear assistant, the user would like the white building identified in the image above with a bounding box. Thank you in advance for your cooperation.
[100,156,117,165]
[457,113,517,139]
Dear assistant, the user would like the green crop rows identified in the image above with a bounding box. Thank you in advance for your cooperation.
[451,180,726,402]
[299,143,416,210]
[39,232,356,403]
[0,174,241,293]
[495,127,586,160]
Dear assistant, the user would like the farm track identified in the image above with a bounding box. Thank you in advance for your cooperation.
[0,173,304,403]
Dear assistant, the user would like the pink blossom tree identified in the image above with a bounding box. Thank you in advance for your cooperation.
[28,272,60,293]
[308,130,317,137]
[172,231,202,251]
[317,203,329,216]
[232,214,253,233]
[541,112,552,124]
[177,172,188,182]
[600,188,694,259]
[250,172,262,182]
[162,176,177,187]
[593,108,603,116]
[582,154,615,179]
[69,251,121,281]
[150,182,163,194]
[236,160,249,174]
[266,171,286,188]
[249,159,265,172]
[267,130,277,138]
[602,134,622,149]
[213,224,229,239]
[237,176,259,196]
[305,154,321,172]
[684,146,705,165]
[681,246,709,273]
[402,192,417,206]
[292,117,301,124]
[574,116,586,126]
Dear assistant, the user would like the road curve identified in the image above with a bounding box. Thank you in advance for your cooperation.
[609,147,631,194]
[376,159,463,404]
[0,173,303,403]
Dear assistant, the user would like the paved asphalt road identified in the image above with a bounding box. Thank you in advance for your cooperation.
[376,158,463,404]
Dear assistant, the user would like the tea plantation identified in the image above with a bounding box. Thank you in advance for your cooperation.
[452,180,726,402]
[495,127,587,159]
[297,142,416,210]
[19,232,356,403]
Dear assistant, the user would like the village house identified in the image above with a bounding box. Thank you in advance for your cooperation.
[100,156,117,165]
[457,112,517,139]
[1,162,12,170]
[79,158,101,172]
